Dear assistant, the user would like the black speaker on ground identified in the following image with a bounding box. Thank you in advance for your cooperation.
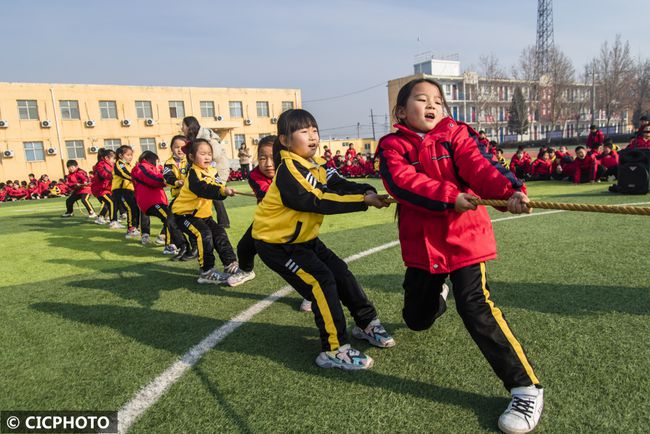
[617,149,650,194]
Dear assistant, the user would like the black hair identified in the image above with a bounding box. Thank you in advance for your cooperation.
[496,148,504,154]
[66,159,78,167]
[97,148,116,162]
[537,149,549,159]
[604,142,613,149]
[139,150,159,165]
[575,145,586,152]
[517,145,526,152]
[479,130,486,134]
[182,116,201,140]
[187,138,212,163]
[257,135,277,158]
[28,173,35,177]
[590,124,597,130]
[272,109,319,168]
[170,135,187,148]
[640,115,649,122]
[392,78,451,124]
[115,145,133,159]
[489,140,497,146]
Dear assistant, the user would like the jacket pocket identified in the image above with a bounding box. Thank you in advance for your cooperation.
[285,221,303,243]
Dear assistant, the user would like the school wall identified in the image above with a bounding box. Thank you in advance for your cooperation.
[0,82,301,181]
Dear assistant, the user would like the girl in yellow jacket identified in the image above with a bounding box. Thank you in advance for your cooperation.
[252,109,394,371]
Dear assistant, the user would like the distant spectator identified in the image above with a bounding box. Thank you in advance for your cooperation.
[496,148,507,167]
[509,146,531,179]
[573,146,605,184]
[333,149,343,167]
[597,143,619,179]
[529,150,553,181]
[322,145,332,159]
[345,143,357,160]
[238,143,252,179]
[628,126,650,150]
[586,125,604,151]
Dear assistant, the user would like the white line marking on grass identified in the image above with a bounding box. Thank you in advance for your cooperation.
[118,202,650,433]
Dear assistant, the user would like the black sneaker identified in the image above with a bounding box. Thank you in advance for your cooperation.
[180,247,198,261]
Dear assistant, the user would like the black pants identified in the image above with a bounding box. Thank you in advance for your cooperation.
[576,165,607,183]
[116,189,140,229]
[66,192,94,214]
[237,224,256,272]
[402,264,540,391]
[241,163,250,179]
[144,204,186,248]
[213,200,230,228]
[97,194,114,219]
[256,238,377,352]
[176,215,236,271]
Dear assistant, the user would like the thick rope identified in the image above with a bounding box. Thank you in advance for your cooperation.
[233,190,258,198]
[384,197,650,216]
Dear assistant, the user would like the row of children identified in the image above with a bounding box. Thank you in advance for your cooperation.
[60,78,542,433]
[0,174,71,202]
[322,147,379,178]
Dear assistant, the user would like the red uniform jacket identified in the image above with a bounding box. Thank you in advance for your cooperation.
[10,186,28,198]
[131,160,168,212]
[57,182,70,195]
[28,184,39,198]
[325,159,337,169]
[554,150,570,160]
[66,169,91,195]
[598,151,619,170]
[573,155,599,183]
[530,158,553,176]
[0,188,6,202]
[378,119,525,274]
[628,137,650,150]
[37,181,50,195]
[586,130,604,149]
[248,166,273,203]
[509,154,531,175]
[91,160,114,197]
[345,149,357,160]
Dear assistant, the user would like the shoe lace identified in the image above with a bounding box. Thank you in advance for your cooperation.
[510,396,534,417]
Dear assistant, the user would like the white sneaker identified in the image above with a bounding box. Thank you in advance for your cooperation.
[299,299,312,312]
[141,234,150,245]
[153,234,166,246]
[95,216,107,225]
[61,212,73,218]
[162,244,178,255]
[315,344,373,371]
[108,220,125,230]
[351,319,396,348]
[88,212,97,218]
[498,386,544,434]
[125,228,141,239]
[197,268,230,284]
[120,213,127,220]
[226,270,256,287]
[441,283,449,301]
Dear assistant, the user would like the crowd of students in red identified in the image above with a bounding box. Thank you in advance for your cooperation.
[322,144,378,178]
[0,173,75,202]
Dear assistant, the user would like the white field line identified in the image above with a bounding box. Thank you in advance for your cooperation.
[117,204,649,433]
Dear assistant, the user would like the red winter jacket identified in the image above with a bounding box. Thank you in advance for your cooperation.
[509,154,531,175]
[530,158,553,176]
[0,188,6,202]
[586,130,604,149]
[573,155,599,183]
[131,160,168,212]
[345,148,357,160]
[91,160,114,197]
[248,166,273,203]
[37,181,50,195]
[378,119,526,274]
[10,186,28,198]
[628,137,650,150]
[66,169,91,195]
[598,151,619,170]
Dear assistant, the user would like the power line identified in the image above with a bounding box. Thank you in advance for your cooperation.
[303,81,387,103]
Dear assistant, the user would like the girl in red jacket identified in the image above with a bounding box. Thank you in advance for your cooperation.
[529,150,553,181]
[132,151,188,260]
[91,148,123,228]
[378,78,543,434]
[61,160,96,217]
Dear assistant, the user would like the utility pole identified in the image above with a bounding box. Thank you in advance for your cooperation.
[370,109,376,140]
[357,122,360,139]
[591,60,596,125]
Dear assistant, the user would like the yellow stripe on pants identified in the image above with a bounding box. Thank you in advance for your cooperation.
[185,222,204,268]
[480,262,539,385]
[123,200,133,228]
[296,268,340,351]
[157,207,171,245]
[103,195,114,219]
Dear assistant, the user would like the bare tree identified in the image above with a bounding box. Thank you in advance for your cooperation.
[543,46,575,131]
[630,58,650,128]
[512,46,540,138]
[593,35,635,128]
[475,54,508,133]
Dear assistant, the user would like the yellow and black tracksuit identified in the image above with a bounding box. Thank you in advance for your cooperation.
[172,164,236,271]
[112,159,144,229]
[163,156,188,199]
[252,150,378,352]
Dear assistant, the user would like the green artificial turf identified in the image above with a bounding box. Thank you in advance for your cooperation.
[1,180,648,433]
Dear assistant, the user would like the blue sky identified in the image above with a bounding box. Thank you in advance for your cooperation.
[3,0,645,138]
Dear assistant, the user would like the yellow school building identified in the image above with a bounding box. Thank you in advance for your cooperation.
[0,82,301,181]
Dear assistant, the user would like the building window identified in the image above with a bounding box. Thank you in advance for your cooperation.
[17,100,39,120]
[256,101,269,117]
[24,141,45,161]
[135,101,153,119]
[65,140,85,159]
[169,101,185,119]
[234,134,246,149]
[229,101,243,118]
[281,101,294,112]
[200,101,215,118]
[140,137,156,152]
[60,100,80,120]
[104,138,122,151]
[364,143,371,151]
[99,101,118,119]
